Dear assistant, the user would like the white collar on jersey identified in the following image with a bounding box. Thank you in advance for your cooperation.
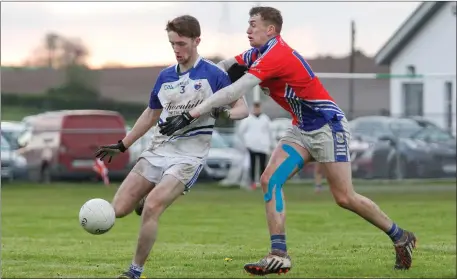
[174,55,203,75]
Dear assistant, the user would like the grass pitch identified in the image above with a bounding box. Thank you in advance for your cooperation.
[2,181,456,278]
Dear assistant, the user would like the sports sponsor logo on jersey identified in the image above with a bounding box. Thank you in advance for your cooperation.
[164,99,204,115]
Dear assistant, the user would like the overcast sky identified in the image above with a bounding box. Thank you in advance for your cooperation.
[1,1,422,68]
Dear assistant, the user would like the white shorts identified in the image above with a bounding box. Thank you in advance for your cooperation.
[281,117,351,163]
[131,151,203,192]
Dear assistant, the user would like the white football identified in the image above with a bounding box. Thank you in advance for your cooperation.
[79,198,115,235]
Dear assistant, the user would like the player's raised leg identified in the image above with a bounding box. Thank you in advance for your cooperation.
[317,118,417,270]
[244,137,312,276]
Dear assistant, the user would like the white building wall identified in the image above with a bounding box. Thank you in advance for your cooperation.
[390,2,456,134]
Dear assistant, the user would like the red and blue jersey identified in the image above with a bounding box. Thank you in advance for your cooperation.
[235,35,345,131]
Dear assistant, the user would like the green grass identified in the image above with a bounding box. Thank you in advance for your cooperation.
[2,181,456,278]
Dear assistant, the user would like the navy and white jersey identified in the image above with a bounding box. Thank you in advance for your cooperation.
[147,56,231,161]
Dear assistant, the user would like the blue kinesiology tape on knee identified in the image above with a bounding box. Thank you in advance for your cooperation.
[264,144,305,213]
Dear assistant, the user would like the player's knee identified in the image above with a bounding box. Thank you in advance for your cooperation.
[112,198,130,218]
[332,191,356,209]
[142,197,166,220]
[259,171,272,192]
[334,195,351,209]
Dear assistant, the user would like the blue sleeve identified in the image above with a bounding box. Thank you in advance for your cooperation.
[149,73,163,109]
[214,71,232,93]
[236,48,258,68]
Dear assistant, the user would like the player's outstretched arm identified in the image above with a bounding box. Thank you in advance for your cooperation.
[217,57,237,71]
[158,74,259,136]
[191,73,261,118]
[211,97,249,120]
[122,107,162,148]
[95,107,161,162]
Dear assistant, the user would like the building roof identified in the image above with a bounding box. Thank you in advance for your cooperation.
[375,1,447,66]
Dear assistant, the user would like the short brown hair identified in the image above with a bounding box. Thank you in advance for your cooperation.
[165,15,201,38]
[249,6,283,34]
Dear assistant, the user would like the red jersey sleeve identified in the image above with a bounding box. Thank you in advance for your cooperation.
[247,44,283,82]
[234,48,258,67]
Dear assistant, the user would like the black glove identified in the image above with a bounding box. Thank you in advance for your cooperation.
[158,111,194,136]
[210,107,231,119]
[227,63,248,83]
[94,140,127,163]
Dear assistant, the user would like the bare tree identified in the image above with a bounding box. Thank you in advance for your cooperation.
[45,33,59,68]
[23,32,99,98]
[24,33,90,68]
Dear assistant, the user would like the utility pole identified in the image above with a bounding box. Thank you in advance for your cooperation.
[218,2,230,59]
[348,20,356,120]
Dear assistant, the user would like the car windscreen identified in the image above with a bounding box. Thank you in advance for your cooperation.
[412,127,455,142]
[389,119,422,138]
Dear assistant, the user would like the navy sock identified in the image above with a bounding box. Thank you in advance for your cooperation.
[271,234,287,252]
[386,223,404,243]
[129,262,143,278]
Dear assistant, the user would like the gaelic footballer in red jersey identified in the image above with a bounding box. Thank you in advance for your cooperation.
[234,35,345,132]
[158,6,417,276]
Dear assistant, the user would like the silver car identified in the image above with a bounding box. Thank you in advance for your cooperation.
[1,134,28,181]
[1,121,26,150]
[200,130,245,181]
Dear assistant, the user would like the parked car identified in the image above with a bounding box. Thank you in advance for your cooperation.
[199,130,245,181]
[409,124,456,175]
[1,121,26,150]
[270,117,292,144]
[17,110,130,182]
[348,134,377,178]
[349,116,456,179]
[1,134,28,181]
[215,127,238,148]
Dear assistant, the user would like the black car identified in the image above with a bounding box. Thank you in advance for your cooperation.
[349,116,456,179]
